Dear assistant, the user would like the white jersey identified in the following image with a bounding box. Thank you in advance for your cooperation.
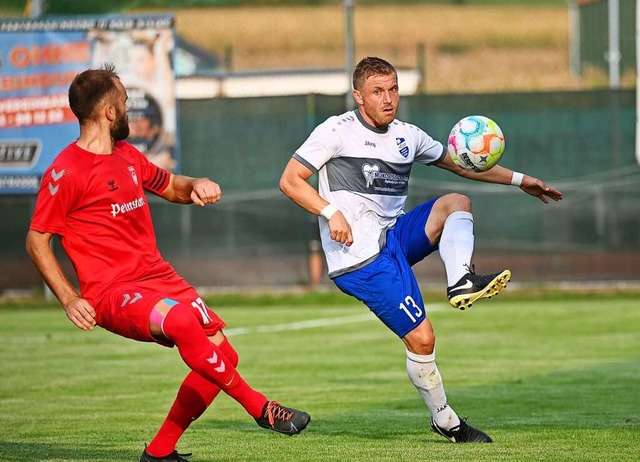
[293,109,446,277]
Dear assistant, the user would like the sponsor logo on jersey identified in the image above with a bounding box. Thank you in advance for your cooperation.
[107,179,118,192]
[110,196,145,217]
[364,140,376,148]
[128,166,139,186]
[362,163,380,188]
[396,137,409,158]
[361,162,409,190]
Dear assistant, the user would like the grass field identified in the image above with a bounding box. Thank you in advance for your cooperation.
[1,292,639,461]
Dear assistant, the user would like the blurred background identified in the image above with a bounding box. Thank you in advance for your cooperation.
[0,0,638,295]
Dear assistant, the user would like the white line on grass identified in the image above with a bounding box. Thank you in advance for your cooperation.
[1,304,450,343]
[224,303,450,337]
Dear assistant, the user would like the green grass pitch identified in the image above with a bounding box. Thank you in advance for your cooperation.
[1,292,638,461]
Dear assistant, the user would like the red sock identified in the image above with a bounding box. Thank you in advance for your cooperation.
[146,371,220,457]
[162,305,267,418]
[146,338,240,457]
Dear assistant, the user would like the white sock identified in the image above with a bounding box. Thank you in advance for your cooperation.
[406,349,460,430]
[439,211,474,286]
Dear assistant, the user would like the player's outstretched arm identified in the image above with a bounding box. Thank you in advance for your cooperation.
[25,230,96,330]
[163,174,222,206]
[280,158,353,246]
[435,153,563,204]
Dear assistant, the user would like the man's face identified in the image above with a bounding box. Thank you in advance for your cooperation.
[353,72,399,129]
[110,80,130,141]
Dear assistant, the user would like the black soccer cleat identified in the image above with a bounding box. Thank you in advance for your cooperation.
[447,265,511,310]
[140,446,192,462]
[430,418,493,443]
[255,400,311,436]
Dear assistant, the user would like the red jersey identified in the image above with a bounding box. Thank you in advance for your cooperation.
[30,141,173,306]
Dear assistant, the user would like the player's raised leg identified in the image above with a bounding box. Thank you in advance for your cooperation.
[428,194,511,310]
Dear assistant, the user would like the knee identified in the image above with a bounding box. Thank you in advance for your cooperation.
[443,193,471,214]
[416,332,436,355]
[162,304,200,339]
[406,329,436,356]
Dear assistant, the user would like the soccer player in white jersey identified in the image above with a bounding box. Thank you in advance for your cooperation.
[280,56,563,443]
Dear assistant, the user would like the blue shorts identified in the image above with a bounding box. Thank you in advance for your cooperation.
[333,199,438,338]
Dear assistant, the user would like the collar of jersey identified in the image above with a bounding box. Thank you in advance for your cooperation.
[355,109,389,134]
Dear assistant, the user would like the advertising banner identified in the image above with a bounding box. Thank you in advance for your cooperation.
[0,14,178,194]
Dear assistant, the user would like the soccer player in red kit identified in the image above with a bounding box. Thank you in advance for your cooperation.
[26,64,310,462]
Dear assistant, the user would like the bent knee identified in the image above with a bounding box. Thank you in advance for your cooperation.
[440,193,471,214]
[404,328,436,356]
[160,302,200,338]
[414,334,436,355]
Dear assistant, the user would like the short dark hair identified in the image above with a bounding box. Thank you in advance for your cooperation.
[352,57,397,91]
[68,63,120,124]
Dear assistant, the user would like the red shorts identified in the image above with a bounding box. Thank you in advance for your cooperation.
[94,271,226,347]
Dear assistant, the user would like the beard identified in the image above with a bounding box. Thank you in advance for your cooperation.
[111,111,130,141]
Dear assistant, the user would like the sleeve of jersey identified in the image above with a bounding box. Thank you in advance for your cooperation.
[414,128,446,165]
[138,152,171,196]
[293,119,339,172]
[29,165,77,236]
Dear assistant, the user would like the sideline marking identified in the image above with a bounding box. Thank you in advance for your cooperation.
[224,303,449,337]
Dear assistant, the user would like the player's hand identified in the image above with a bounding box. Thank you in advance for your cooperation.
[190,178,222,206]
[328,211,354,246]
[520,175,563,204]
[64,297,96,331]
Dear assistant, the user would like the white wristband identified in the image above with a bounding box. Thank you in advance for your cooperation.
[511,171,524,187]
[320,204,339,220]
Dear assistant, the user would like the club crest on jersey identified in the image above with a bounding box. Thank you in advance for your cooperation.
[128,166,138,186]
[362,163,380,188]
[396,137,409,158]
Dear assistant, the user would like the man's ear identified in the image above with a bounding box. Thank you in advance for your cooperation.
[104,103,116,122]
[352,89,363,106]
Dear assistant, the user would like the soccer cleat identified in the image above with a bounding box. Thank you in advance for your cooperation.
[255,400,311,436]
[430,418,493,443]
[447,266,511,310]
[140,446,192,462]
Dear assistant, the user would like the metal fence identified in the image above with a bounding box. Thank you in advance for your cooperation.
[573,0,636,85]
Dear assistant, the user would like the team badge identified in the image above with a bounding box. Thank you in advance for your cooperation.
[128,166,139,186]
[396,137,409,158]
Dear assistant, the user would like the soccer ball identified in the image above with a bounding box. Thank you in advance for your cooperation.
[447,115,505,172]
